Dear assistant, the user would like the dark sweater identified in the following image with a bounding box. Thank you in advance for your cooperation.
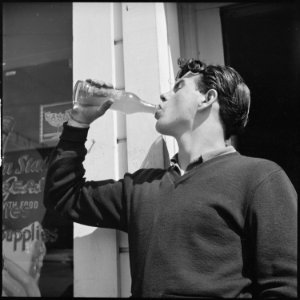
[44,123,297,298]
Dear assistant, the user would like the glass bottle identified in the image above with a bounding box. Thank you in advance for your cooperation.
[73,80,157,114]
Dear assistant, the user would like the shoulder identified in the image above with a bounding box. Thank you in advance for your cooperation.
[230,153,283,179]
[124,167,167,185]
[235,153,280,169]
[235,155,297,206]
[223,153,293,194]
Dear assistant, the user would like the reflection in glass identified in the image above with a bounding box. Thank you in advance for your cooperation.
[2,2,73,297]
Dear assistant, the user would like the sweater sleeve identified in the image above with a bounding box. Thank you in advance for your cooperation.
[43,122,128,232]
[245,168,297,298]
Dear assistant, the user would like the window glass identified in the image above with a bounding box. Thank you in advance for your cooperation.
[2,3,73,297]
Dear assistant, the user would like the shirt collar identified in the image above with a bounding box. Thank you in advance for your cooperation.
[170,145,236,175]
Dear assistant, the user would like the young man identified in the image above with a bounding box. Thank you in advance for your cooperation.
[44,59,297,298]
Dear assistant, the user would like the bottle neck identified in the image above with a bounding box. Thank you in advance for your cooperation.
[110,91,157,114]
[112,89,125,100]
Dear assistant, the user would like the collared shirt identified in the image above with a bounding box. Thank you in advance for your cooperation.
[170,146,236,175]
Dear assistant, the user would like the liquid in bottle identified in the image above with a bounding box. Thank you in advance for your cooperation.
[73,80,157,114]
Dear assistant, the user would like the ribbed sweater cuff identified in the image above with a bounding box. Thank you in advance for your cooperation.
[60,121,89,142]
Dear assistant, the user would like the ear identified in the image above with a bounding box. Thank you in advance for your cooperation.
[198,89,218,110]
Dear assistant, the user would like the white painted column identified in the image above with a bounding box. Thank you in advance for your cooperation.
[122,2,180,173]
[111,2,131,298]
[72,3,118,297]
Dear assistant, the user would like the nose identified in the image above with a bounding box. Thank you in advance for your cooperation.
[160,93,167,102]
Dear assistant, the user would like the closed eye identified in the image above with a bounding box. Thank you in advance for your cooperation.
[173,79,184,93]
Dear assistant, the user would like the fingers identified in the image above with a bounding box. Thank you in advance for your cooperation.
[70,97,114,124]
[86,79,114,89]
[96,99,114,116]
[85,79,114,98]
[74,96,114,107]
[3,256,41,297]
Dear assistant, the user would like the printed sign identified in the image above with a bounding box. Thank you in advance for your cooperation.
[2,149,50,230]
[2,148,73,297]
[40,102,72,145]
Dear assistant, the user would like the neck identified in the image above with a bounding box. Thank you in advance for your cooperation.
[175,120,226,171]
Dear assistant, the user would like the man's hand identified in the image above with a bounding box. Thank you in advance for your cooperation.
[70,79,115,126]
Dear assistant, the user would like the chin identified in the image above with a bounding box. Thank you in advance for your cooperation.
[155,120,175,137]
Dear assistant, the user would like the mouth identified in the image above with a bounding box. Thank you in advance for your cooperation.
[154,105,163,120]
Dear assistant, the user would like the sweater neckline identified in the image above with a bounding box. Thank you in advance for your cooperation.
[170,146,236,175]
[169,151,240,186]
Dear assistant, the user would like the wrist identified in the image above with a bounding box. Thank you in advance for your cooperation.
[61,121,89,142]
[68,113,90,128]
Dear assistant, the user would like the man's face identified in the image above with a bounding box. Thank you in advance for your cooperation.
[155,72,205,137]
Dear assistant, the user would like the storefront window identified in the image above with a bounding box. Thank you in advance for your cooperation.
[2,3,73,297]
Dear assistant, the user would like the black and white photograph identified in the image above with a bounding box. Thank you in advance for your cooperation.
[2,2,298,298]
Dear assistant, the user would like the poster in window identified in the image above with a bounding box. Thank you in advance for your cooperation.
[40,102,72,145]
[2,148,73,297]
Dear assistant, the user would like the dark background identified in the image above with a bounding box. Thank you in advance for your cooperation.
[221,2,299,194]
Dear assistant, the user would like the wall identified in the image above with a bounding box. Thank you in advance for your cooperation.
[177,2,236,146]
[123,3,180,173]
[72,3,118,297]
[178,2,234,65]
[72,2,180,297]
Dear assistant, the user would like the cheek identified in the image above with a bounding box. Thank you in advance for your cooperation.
[170,96,198,120]
[155,101,197,135]
[157,91,200,126]
[167,96,190,116]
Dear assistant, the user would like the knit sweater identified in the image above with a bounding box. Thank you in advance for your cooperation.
[44,123,297,298]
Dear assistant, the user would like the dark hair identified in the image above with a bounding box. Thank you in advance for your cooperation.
[176,58,251,139]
